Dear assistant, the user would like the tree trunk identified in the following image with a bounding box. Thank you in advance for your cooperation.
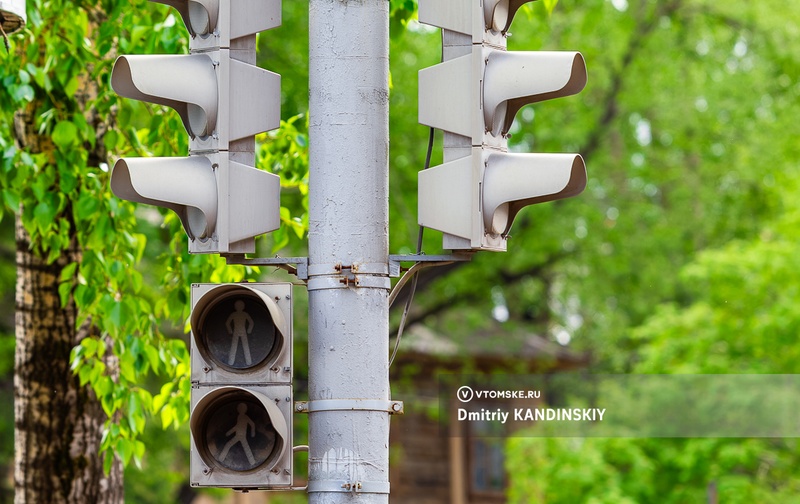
[10,3,124,499]
[13,220,123,503]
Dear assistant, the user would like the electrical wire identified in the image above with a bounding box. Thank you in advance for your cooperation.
[389,29,444,368]
[389,127,435,368]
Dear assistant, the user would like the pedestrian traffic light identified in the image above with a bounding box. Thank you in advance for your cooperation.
[417,0,588,251]
[109,0,282,254]
[189,283,293,489]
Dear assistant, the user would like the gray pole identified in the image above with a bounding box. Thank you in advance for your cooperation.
[307,0,390,502]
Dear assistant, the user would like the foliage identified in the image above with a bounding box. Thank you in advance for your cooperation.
[506,209,800,501]
[508,436,800,504]
[496,0,800,501]
[0,0,309,479]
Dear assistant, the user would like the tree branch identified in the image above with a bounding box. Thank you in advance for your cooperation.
[581,0,683,159]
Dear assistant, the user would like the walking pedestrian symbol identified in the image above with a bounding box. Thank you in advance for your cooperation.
[217,403,257,466]
[206,397,278,472]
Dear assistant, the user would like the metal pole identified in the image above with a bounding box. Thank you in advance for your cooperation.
[307,0,390,502]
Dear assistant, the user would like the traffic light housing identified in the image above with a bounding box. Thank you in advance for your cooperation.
[109,0,282,254]
[189,283,293,489]
[417,0,588,251]
[0,0,26,35]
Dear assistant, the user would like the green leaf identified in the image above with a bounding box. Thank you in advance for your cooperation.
[64,75,80,98]
[58,166,78,193]
[78,364,92,386]
[108,302,125,331]
[58,281,73,307]
[11,85,35,103]
[160,404,174,429]
[542,0,558,14]
[145,345,161,374]
[80,337,98,359]
[59,262,78,282]
[133,440,146,469]
[103,130,118,152]
[128,393,142,434]
[52,121,78,151]
[2,190,20,211]
[117,438,134,466]
[33,201,57,232]
[103,451,114,475]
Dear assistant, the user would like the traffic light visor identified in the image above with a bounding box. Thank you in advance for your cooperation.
[110,156,218,240]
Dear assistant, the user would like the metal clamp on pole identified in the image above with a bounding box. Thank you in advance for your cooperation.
[307,480,390,495]
[308,262,390,276]
[306,276,391,292]
[295,399,404,415]
[306,262,391,291]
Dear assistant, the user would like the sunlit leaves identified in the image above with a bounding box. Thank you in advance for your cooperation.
[501,1,800,501]
[542,0,559,15]
[390,0,418,35]
[257,114,310,252]
[0,0,208,473]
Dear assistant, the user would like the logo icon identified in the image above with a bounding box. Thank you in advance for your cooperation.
[456,386,474,403]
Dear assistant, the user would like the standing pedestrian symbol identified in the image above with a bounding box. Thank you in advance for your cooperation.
[195,291,279,371]
[226,300,254,366]
[216,403,257,466]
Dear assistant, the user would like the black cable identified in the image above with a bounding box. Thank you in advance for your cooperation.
[389,126,434,367]
[389,27,443,367]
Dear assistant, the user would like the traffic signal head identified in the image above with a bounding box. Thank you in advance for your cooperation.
[0,0,26,35]
[418,0,535,44]
[482,51,587,137]
[189,283,293,489]
[190,283,290,383]
[153,0,281,48]
[417,0,588,251]
[111,157,218,241]
[153,0,219,37]
[419,49,587,144]
[419,150,586,251]
[112,54,218,139]
[483,0,533,34]
[110,154,280,254]
[481,152,586,237]
[109,0,282,254]
[190,385,292,487]
[110,51,280,150]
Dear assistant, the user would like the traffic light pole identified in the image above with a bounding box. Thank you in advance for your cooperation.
[307,0,391,502]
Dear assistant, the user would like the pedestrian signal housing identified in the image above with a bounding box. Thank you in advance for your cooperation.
[189,283,293,489]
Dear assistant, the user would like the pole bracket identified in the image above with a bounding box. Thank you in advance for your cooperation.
[222,255,310,279]
[307,479,390,494]
[295,399,404,415]
[388,253,473,277]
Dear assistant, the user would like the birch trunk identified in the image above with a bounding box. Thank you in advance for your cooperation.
[14,220,123,503]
